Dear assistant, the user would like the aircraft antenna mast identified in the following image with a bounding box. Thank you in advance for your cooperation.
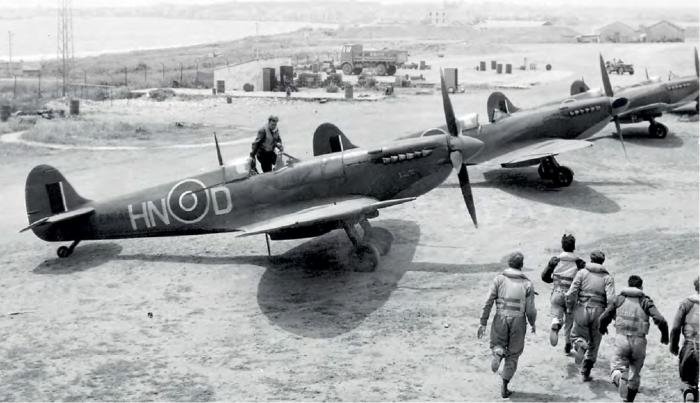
[56,0,74,97]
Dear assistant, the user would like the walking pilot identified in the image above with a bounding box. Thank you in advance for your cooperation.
[250,115,284,173]
[670,277,699,402]
[599,275,669,402]
[566,250,615,381]
[542,233,585,353]
[478,252,537,398]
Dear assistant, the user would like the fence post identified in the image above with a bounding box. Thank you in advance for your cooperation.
[38,71,42,98]
[124,67,128,87]
[144,64,148,86]
[13,75,16,98]
[179,63,183,85]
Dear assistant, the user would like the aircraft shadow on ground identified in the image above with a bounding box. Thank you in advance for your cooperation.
[447,169,623,214]
[33,243,123,274]
[588,128,684,149]
[255,219,420,338]
[30,219,505,338]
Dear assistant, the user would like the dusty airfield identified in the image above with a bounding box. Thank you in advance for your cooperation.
[0,43,698,401]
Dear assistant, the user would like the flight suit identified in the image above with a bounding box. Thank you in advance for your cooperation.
[599,287,669,397]
[671,294,699,395]
[251,124,283,172]
[480,268,537,381]
[542,251,581,346]
[566,263,615,374]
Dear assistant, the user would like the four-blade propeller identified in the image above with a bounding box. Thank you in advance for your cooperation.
[440,69,483,228]
[599,54,629,160]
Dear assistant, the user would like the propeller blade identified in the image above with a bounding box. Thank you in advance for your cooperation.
[440,69,459,137]
[695,47,698,78]
[645,67,649,80]
[449,150,462,170]
[599,53,613,97]
[614,117,628,160]
[458,164,478,227]
[214,132,223,166]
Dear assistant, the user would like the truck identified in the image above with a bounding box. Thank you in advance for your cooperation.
[605,59,635,75]
[339,44,408,76]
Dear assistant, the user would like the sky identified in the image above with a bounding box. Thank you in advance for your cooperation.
[0,0,697,8]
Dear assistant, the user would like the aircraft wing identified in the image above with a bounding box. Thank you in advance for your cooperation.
[617,102,671,118]
[238,196,415,237]
[20,206,95,232]
[494,139,593,168]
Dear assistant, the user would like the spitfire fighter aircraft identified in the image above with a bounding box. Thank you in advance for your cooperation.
[569,50,699,139]
[407,79,628,190]
[22,75,483,271]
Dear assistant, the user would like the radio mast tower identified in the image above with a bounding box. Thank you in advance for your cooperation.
[56,0,74,97]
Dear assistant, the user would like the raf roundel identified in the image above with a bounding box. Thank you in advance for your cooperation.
[166,179,210,224]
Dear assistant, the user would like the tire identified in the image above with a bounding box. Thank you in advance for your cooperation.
[387,65,397,75]
[649,123,668,138]
[341,63,353,75]
[57,246,71,258]
[629,70,634,75]
[375,63,387,76]
[348,244,380,272]
[552,166,574,187]
[364,227,393,256]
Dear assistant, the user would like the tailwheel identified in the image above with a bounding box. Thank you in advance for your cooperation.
[348,243,380,272]
[649,122,668,138]
[552,166,574,187]
[56,240,81,258]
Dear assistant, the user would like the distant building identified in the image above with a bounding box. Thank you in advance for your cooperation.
[576,34,600,43]
[22,63,41,77]
[425,9,448,26]
[474,19,553,30]
[598,21,640,42]
[642,20,685,42]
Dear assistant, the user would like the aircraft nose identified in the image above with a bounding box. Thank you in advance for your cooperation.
[610,96,629,116]
[453,135,485,160]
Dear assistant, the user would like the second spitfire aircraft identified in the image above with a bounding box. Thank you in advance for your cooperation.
[570,49,699,139]
[406,78,628,191]
[22,73,483,272]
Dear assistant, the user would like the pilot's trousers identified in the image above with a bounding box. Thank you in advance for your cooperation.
[490,313,527,381]
[611,334,647,390]
[571,304,605,364]
[256,150,278,173]
[550,289,573,344]
[680,341,699,387]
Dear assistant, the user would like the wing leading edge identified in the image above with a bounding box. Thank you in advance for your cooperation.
[238,196,415,237]
[494,139,593,168]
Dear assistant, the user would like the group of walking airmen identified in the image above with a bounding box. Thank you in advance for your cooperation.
[479,234,699,402]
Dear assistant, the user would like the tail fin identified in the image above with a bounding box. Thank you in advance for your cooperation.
[25,165,90,227]
[570,79,590,95]
[486,91,519,123]
[312,123,358,156]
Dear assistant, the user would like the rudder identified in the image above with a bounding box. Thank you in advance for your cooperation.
[312,123,358,156]
[25,165,90,226]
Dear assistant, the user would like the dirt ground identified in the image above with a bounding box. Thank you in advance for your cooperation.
[0,42,698,401]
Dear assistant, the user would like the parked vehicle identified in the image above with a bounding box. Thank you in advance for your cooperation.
[339,44,408,76]
[605,59,635,75]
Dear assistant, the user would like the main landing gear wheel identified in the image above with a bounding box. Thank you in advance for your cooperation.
[649,122,668,138]
[364,227,394,256]
[344,220,392,272]
[552,166,574,187]
[348,243,381,272]
[57,240,81,258]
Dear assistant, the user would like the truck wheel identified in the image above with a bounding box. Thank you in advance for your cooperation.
[342,63,353,75]
[387,65,396,75]
[376,63,387,76]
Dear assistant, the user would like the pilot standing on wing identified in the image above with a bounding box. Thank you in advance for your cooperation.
[250,115,284,173]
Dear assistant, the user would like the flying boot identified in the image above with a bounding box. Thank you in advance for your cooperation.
[625,388,638,402]
[581,359,594,382]
[684,386,699,402]
[501,378,513,398]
